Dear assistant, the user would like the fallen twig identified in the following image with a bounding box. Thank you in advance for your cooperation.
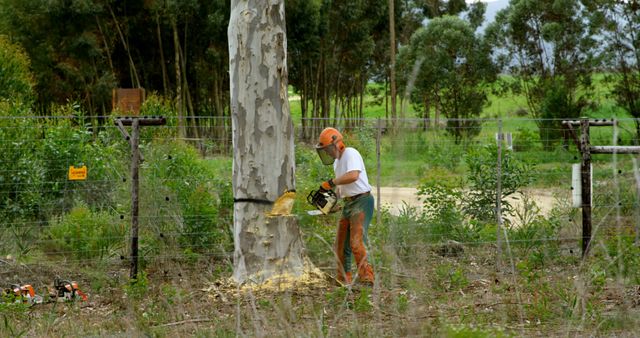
[154,318,213,327]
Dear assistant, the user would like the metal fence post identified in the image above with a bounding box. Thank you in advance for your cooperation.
[580,119,592,257]
[613,120,622,281]
[376,118,381,227]
[496,119,503,270]
[129,119,140,279]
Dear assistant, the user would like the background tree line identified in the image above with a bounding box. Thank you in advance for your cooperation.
[0,0,639,146]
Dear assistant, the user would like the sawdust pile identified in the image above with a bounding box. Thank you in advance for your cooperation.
[202,259,331,300]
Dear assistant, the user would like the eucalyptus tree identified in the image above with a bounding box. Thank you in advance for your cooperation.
[228,0,303,284]
[589,0,640,140]
[385,0,428,121]
[398,15,498,143]
[399,0,485,126]
[419,0,468,18]
[286,0,321,139]
[486,0,599,150]
[0,0,116,113]
[286,0,390,133]
[325,0,380,125]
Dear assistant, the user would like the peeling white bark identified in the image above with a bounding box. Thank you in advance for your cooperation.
[228,0,303,284]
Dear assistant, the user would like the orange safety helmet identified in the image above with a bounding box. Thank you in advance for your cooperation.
[315,127,345,165]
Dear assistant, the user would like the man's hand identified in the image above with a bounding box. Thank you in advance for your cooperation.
[320,179,335,191]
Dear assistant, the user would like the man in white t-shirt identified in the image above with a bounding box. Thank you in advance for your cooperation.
[315,127,374,285]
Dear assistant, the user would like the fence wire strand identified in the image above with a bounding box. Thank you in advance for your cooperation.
[1,116,638,287]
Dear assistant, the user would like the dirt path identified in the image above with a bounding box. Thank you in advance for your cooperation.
[373,186,559,219]
[371,187,422,215]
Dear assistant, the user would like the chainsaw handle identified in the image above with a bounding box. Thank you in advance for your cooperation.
[306,190,317,204]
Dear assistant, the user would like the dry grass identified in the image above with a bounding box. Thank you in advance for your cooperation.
[2,240,639,337]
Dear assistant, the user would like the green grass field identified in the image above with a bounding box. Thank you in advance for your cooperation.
[287,75,638,189]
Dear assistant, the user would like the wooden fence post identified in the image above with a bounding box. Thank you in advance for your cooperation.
[580,119,592,257]
[115,116,166,279]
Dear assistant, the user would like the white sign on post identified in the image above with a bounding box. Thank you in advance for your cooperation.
[572,163,593,208]
[572,163,581,208]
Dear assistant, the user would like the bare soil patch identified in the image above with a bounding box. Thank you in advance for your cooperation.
[373,186,562,219]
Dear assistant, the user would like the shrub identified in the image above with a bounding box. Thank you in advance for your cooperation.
[417,177,464,241]
[45,202,124,260]
[146,141,232,253]
[0,117,46,223]
[0,35,34,105]
[536,79,583,151]
[513,127,539,152]
[463,145,532,225]
[40,113,125,214]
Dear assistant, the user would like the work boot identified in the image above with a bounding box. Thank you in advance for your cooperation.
[336,271,352,285]
[357,264,374,286]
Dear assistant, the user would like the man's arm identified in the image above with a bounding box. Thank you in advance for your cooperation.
[333,170,360,185]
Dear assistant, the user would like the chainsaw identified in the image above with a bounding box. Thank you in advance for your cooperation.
[53,278,88,301]
[3,284,42,304]
[306,188,338,215]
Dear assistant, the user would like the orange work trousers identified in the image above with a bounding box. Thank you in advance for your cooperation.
[335,193,374,284]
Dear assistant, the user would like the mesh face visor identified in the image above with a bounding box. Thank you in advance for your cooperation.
[316,144,336,165]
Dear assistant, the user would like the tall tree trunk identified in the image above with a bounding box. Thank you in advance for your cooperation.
[172,19,185,138]
[95,16,114,76]
[156,13,169,95]
[177,26,199,141]
[359,73,365,121]
[388,0,398,125]
[109,5,140,88]
[301,66,307,139]
[228,0,304,284]
[423,94,430,130]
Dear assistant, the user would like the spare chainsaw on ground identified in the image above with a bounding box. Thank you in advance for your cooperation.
[2,283,43,304]
[53,278,88,301]
[306,188,338,215]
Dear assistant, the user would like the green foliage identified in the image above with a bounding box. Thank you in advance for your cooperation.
[0,35,34,105]
[486,0,597,144]
[508,192,561,257]
[386,204,427,257]
[353,287,373,312]
[537,79,584,150]
[396,293,409,313]
[599,231,640,283]
[444,325,506,338]
[41,112,125,213]
[45,202,124,260]
[464,145,532,224]
[0,306,29,338]
[434,263,468,292]
[181,186,220,250]
[399,15,497,143]
[0,118,46,223]
[416,176,465,241]
[147,141,232,253]
[124,272,149,301]
[513,127,539,152]
[593,1,640,139]
[325,287,349,309]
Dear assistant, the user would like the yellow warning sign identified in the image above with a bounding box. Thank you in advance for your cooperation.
[68,166,87,181]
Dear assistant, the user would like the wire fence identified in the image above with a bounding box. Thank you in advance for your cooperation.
[0,115,638,281]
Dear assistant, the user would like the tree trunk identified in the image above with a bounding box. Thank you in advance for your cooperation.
[109,5,140,88]
[423,94,430,130]
[388,0,398,125]
[172,19,185,139]
[156,13,169,95]
[228,0,304,284]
